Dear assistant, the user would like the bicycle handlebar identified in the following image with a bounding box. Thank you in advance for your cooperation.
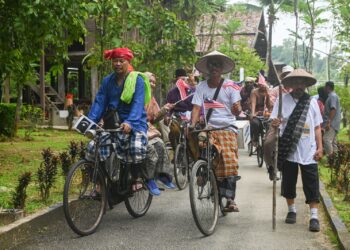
[191,124,238,134]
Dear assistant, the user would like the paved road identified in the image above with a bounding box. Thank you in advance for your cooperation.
[13,150,334,249]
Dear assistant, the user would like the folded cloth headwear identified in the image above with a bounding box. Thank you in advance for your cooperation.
[104,48,134,61]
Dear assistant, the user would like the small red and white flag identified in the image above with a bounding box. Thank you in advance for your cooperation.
[223,81,241,91]
[204,98,225,109]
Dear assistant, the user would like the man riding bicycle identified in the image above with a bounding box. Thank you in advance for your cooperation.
[86,47,161,196]
[191,51,242,212]
[249,78,272,148]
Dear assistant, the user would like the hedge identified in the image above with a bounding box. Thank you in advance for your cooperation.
[0,103,16,137]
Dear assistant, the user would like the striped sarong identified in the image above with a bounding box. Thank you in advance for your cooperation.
[210,130,239,178]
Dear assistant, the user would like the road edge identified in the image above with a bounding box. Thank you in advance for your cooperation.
[320,181,350,250]
[0,202,63,250]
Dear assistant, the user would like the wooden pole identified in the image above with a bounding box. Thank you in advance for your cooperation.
[273,84,283,230]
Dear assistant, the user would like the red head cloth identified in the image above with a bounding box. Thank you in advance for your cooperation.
[104,48,134,61]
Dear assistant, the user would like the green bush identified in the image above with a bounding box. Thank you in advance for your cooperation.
[12,172,32,209]
[0,104,16,137]
[21,105,43,140]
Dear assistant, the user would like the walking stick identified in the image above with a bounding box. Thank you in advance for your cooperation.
[273,85,282,230]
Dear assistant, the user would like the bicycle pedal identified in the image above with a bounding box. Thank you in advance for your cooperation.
[158,187,165,191]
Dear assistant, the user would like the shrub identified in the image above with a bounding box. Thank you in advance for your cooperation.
[37,148,59,201]
[0,104,16,137]
[59,151,72,176]
[328,142,350,201]
[69,141,79,162]
[21,105,43,141]
[12,172,32,209]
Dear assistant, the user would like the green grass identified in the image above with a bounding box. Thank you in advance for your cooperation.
[318,127,350,234]
[0,128,87,214]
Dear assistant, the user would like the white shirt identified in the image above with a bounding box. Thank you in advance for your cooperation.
[270,93,323,165]
[192,79,241,129]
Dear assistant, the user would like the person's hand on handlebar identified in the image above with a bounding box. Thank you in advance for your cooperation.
[271,118,281,128]
[120,122,132,134]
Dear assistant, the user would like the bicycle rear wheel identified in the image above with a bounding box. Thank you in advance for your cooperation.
[174,143,188,190]
[125,182,153,218]
[63,160,106,236]
[189,160,219,236]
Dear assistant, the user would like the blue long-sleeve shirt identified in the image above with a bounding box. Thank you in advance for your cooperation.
[88,72,148,133]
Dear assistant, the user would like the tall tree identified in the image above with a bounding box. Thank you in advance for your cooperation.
[0,0,87,134]
[299,0,327,72]
[259,0,292,75]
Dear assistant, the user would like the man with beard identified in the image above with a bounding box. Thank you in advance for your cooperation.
[270,69,323,232]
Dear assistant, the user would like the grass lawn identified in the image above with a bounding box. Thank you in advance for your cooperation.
[319,127,350,232]
[0,128,87,215]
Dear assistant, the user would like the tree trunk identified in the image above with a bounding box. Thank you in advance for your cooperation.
[40,44,46,114]
[306,0,315,73]
[293,0,299,68]
[3,76,10,103]
[15,83,23,136]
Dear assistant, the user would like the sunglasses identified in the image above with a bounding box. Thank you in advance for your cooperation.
[207,61,223,68]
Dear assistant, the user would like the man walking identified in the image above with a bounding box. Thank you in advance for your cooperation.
[323,81,341,161]
[270,69,323,232]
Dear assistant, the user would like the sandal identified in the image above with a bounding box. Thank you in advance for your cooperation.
[224,200,239,212]
[132,179,144,192]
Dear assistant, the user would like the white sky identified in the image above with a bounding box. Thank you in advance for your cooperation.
[227,0,333,57]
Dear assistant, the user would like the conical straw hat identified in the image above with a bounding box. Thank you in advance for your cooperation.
[195,50,235,74]
[281,68,317,87]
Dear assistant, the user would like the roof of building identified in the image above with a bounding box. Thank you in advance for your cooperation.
[195,5,265,53]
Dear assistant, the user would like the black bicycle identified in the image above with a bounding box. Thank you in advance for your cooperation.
[63,128,152,236]
[249,116,270,168]
[173,115,192,190]
[189,125,238,236]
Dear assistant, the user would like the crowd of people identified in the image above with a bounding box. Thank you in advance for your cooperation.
[84,46,341,233]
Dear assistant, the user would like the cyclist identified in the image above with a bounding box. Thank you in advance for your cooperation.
[86,47,161,196]
[165,69,196,152]
[144,72,176,190]
[191,51,242,212]
[249,77,272,148]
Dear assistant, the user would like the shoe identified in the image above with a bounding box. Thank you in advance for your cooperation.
[146,179,161,196]
[224,200,239,212]
[285,212,296,224]
[158,176,176,189]
[309,218,320,232]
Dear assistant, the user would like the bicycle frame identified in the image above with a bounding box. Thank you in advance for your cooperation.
[89,129,132,206]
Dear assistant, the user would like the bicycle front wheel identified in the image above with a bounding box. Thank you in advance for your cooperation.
[63,160,106,236]
[174,143,188,190]
[189,160,219,236]
[257,137,264,168]
[125,182,153,218]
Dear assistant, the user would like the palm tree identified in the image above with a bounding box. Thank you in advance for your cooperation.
[259,0,292,74]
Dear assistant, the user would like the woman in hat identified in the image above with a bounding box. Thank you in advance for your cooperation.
[191,50,242,212]
[270,69,323,232]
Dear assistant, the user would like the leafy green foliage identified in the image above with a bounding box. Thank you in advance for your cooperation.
[218,7,266,79]
[11,172,32,209]
[0,104,16,138]
[21,105,43,141]
[327,143,350,201]
[37,148,59,201]
[0,0,87,135]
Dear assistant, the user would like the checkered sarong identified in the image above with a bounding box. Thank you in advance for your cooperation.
[210,130,239,178]
[87,131,148,164]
